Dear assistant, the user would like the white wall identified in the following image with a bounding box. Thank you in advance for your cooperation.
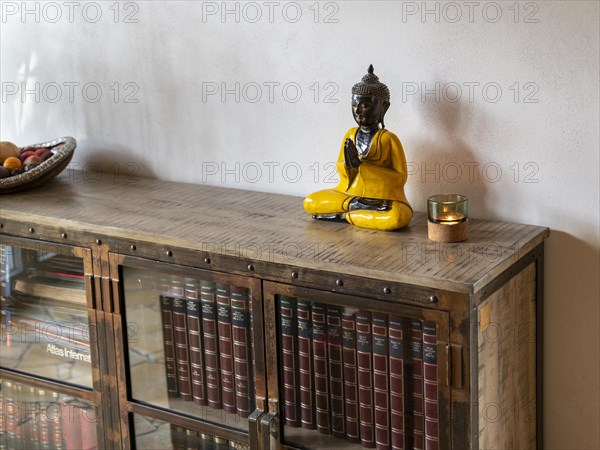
[2,1,598,447]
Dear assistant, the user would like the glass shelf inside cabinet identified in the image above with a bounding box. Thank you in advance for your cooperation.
[276,295,441,450]
[0,377,98,450]
[133,414,249,450]
[0,244,92,388]
[122,267,256,432]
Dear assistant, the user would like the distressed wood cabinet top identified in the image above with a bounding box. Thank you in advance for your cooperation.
[0,171,548,293]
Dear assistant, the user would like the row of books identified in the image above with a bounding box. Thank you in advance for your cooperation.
[0,380,97,450]
[159,280,255,418]
[169,424,249,450]
[279,297,439,450]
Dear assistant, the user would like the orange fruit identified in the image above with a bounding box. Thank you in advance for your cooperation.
[3,156,23,171]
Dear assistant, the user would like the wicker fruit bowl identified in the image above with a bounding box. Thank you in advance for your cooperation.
[0,137,76,194]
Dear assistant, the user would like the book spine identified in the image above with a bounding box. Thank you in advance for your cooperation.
[231,286,252,418]
[372,313,390,450]
[327,304,345,438]
[279,295,300,427]
[186,281,206,406]
[49,392,63,450]
[311,302,330,434]
[423,321,439,450]
[389,315,406,450]
[201,281,221,409]
[160,295,179,398]
[185,428,199,450]
[217,284,236,413]
[356,310,375,448]
[170,424,186,450]
[342,308,360,443]
[79,404,97,450]
[410,320,424,450]
[60,400,83,450]
[172,292,193,402]
[39,389,51,449]
[297,299,316,429]
[2,381,16,450]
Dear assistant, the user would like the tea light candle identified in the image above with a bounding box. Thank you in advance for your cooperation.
[427,194,469,242]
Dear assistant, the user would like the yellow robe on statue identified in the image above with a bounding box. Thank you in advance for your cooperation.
[304,127,413,231]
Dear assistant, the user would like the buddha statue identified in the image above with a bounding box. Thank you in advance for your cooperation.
[303,65,413,231]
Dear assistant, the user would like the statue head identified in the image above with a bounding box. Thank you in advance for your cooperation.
[351,65,391,129]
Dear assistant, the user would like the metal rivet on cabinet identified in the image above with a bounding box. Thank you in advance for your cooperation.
[130,245,136,251]
[61,233,68,239]
[247,264,255,271]
[28,227,34,233]
[0,223,4,229]
[95,239,102,245]
[166,250,173,257]
[383,287,391,294]
[336,279,343,287]
[204,257,211,264]
[291,271,298,279]
[429,295,438,303]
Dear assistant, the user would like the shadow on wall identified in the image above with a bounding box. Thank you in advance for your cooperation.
[75,139,155,182]
[542,229,600,448]
[406,80,493,216]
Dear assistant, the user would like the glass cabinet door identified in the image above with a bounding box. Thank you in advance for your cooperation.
[114,256,264,439]
[0,377,99,449]
[0,238,94,388]
[263,282,452,450]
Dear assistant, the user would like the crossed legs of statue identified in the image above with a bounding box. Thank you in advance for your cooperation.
[304,189,413,231]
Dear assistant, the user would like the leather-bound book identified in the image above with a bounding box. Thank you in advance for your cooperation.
[423,321,439,450]
[279,295,300,426]
[372,312,390,450]
[356,310,376,448]
[342,307,361,443]
[297,299,316,429]
[185,281,206,405]
[172,288,193,402]
[410,320,424,450]
[160,295,179,398]
[217,283,236,413]
[327,304,345,438]
[312,302,330,434]
[201,280,221,409]
[231,286,253,418]
[389,315,406,450]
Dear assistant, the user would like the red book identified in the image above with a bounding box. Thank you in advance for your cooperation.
[312,302,330,434]
[170,424,186,450]
[279,295,300,426]
[186,281,206,405]
[372,313,390,450]
[297,299,316,429]
[389,316,406,450]
[423,321,439,450]
[356,310,376,448]
[201,280,221,409]
[231,286,253,418]
[217,284,236,413]
[39,389,52,449]
[410,320,424,450]
[48,392,63,449]
[60,400,83,450]
[79,405,97,450]
[342,308,360,443]
[172,289,193,402]
[327,304,345,438]
[160,295,179,398]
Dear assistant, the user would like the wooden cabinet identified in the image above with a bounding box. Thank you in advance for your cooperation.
[0,171,548,450]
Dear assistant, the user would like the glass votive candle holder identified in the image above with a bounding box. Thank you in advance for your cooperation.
[427,194,469,242]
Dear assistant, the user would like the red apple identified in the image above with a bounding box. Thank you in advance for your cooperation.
[20,150,36,162]
[24,154,42,166]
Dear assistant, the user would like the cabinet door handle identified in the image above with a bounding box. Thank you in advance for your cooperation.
[260,399,280,449]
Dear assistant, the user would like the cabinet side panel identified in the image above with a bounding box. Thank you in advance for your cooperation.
[477,263,536,449]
